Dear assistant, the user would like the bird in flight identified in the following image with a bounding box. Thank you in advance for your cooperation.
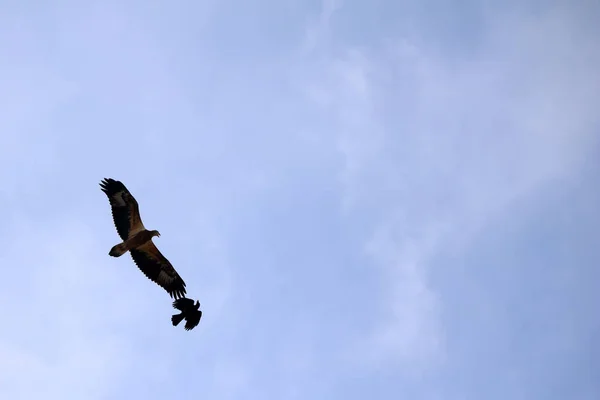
[171,297,203,331]
[100,178,187,299]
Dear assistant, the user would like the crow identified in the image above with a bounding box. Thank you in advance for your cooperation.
[171,298,202,331]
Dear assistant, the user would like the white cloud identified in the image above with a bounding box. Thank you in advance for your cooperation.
[301,0,343,55]
[297,2,600,373]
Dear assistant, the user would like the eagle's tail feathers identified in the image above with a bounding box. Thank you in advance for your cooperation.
[109,242,128,257]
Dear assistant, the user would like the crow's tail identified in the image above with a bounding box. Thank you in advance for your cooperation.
[171,313,185,326]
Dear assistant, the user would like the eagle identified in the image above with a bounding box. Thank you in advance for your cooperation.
[171,297,202,331]
[100,178,187,299]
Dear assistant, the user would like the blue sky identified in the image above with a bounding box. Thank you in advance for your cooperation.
[1,0,599,399]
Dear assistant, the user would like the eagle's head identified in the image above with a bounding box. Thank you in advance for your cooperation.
[151,230,161,238]
[195,300,201,309]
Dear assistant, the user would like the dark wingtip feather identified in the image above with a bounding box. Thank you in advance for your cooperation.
[169,290,185,300]
[99,178,128,197]
[171,288,187,300]
[168,276,187,300]
[99,178,109,193]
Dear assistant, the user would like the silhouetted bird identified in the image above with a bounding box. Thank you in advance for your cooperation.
[171,298,202,331]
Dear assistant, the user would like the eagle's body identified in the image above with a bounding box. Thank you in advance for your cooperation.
[100,178,187,299]
[108,228,160,257]
[171,298,202,331]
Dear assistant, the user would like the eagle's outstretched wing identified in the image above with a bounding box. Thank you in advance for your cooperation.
[184,310,202,331]
[173,297,195,311]
[130,240,187,299]
[99,178,145,240]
